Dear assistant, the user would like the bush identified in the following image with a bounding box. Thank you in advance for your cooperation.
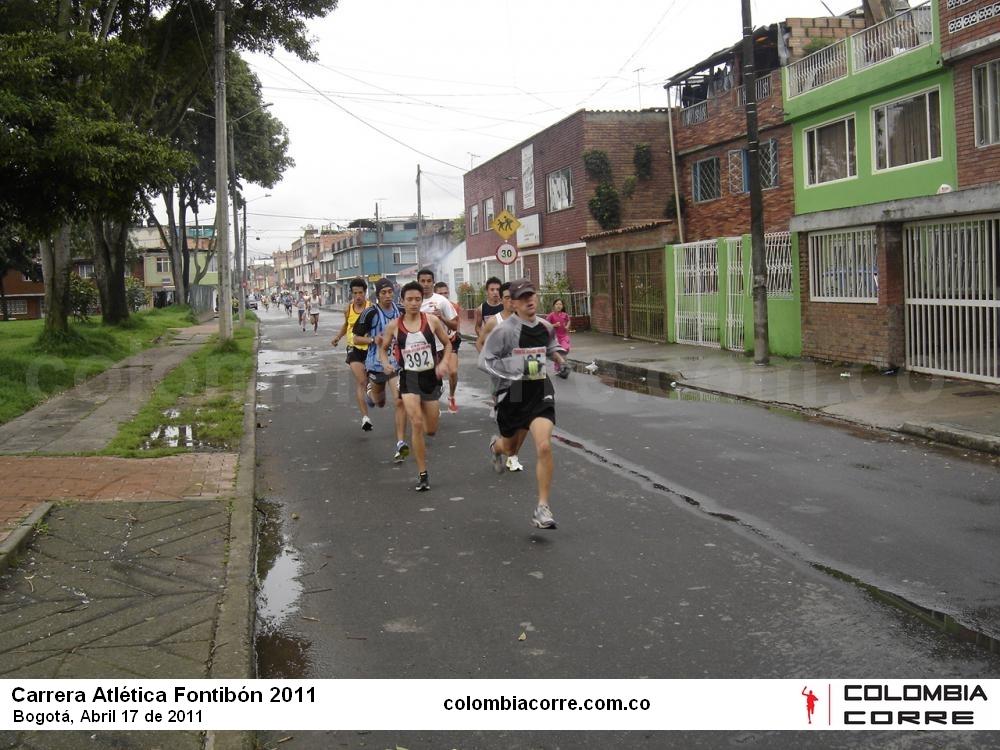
[125,276,149,313]
[588,182,622,230]
[69,273,99,321]
[633,143,653,180]
[582,150,613,182]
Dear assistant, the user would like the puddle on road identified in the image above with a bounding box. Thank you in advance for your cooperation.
[257,349,320,377]
[255,498,312,678]
[553,431,1000,657]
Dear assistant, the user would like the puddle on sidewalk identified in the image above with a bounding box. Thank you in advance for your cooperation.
[141,408,230,451]
[255,498,312,678]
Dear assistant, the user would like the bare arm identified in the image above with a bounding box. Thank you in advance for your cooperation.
[331,304,351,345]
[378,320,398,373]
[476,316,496,352]
[473,307,484,335]
[429,316,452,379]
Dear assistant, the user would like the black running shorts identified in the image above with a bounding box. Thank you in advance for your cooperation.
[495,378,555,438]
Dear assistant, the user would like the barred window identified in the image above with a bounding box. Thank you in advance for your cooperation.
[728,140,778,194]
[808,227,878,303]
[693,157,721,202]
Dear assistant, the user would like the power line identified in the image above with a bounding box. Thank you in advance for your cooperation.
[269,56,466,172]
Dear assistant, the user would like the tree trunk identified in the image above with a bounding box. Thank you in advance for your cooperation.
[92,217,130,325]
[39,225,72,336]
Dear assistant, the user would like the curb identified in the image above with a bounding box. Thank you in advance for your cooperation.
[568,356,1000,458]
[206,323,259,750]
[0,502,54,578]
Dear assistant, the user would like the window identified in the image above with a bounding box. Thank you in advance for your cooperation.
[208,255,218,273]
[805,117,856,185]
[692,157,721,202]
[469,261,485,288]
[540,250,567,286]
[808,227,878,303]
[5,299,27,316]
[974,60,1000,147]
[873,89,941,170]
[393,247,418,265]
[156,257,171,274]
[77,263,94,279]
[728,140,779,194]
[470,204,480,235]
[453,268,465,287]
[483,198,495,232]
[546,168,573,212]
[503,188,515,215]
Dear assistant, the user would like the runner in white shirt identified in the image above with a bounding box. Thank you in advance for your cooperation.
[416,268,459,411]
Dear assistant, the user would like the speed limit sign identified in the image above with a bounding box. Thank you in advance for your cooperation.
[495,242,518,266]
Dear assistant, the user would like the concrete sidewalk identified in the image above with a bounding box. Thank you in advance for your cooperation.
[459,316,1000,456]
[0,319,256,750]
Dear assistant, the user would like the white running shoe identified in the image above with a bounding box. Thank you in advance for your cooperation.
[361,415,373,432]
[506,455,524,472]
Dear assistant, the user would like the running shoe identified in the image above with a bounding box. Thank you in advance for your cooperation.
[394,440,410,463]
[531,504,557,529]
[448,395,458,413]
[361,415,373,432]
[489,436,506,474]
[506,455,524,472]
[415,471,430,491]
[365,382,375,408]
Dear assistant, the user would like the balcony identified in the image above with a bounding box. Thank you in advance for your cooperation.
[735,74,773,107]
[680,100,709,126]
[785,1,934,98]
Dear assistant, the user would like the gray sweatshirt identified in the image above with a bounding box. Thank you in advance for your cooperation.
[478,314,565,395]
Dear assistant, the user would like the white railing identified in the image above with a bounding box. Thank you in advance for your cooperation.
[808,227,879,303]
[725,237,746,351]
[786,38,849,98]
[853,1,933,72]
[736,74,773,107]
[680,100,709,126]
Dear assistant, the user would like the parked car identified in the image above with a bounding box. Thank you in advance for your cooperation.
[246,295,258,310]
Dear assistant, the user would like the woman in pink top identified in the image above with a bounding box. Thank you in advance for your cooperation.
[548,298,572,372]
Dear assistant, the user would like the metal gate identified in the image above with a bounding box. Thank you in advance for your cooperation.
[627,250,666,342]
[612,254,627,337]
[674,240,721,347]
[903,215,1000,384]
[724,237,745,350]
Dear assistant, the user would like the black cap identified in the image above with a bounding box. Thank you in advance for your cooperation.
[508,279,536,300]
[374,278,393,293]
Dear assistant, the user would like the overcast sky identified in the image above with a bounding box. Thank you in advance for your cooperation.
[236,0,861,262]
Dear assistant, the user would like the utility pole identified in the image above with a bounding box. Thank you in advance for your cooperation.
[228,123,244,324]
[416,164,423,269]
[741,0,769,366]
[633,67,645,109]
[214,0,232,341]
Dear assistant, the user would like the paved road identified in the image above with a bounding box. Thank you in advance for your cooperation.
[253,307,1000,750]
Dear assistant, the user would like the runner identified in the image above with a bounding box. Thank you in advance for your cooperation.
[295,290,307,331]
[353,278,409,462]
[416,268,459,412]
[474,276,503,337]
[283,291,292,317]
[308,288,322,334]
[478,279,569,529]
[434,281,462,413]
[331,278,374,431]
[378,281,452,491]
[473,282,526,471]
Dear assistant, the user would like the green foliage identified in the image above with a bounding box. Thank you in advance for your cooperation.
[582,150,613,182]
[540,272,572,295]
[69,273,99,322]
[634,144,653,180]
[451,213,467,243]
[803,38,836,55]
[588,182,622,231]
[125,276,149,313]
[621,175,638,200]
[664,194,687,220]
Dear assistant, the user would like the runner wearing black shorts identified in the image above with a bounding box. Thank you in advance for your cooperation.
[378,281,452,491]
[478,279,569,529]
[332,278,374,431]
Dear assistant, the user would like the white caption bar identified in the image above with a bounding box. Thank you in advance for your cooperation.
[2,679,998,731]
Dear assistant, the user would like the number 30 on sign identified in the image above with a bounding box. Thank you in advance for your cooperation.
[496,242,518,266]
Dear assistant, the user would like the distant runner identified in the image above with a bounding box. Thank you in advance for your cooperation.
[479,279,569,529]
[434,280,462,413]
[474,276,504,337]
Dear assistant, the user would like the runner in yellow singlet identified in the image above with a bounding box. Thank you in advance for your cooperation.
[332,278,374,431]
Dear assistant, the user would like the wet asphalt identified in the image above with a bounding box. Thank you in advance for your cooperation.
[253,307,1000,750]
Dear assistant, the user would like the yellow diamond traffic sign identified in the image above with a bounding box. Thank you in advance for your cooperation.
[491,210,521,241]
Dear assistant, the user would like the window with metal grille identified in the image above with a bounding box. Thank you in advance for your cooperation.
[974,59,1000,147]
[693,157,721,202]
[5,299,27,316]
[808,227,878,303]
[591,255,610,296]
[540,250,567,286]
[729,141,779,195]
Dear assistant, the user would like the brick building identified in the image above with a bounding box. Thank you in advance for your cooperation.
[788,0,999,384]
[0,269,44,320]
[463,109,673,328]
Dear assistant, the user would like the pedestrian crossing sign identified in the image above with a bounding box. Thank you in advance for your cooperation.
[492,210,521,240]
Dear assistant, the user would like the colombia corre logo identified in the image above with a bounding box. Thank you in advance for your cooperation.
[841,683,988,726]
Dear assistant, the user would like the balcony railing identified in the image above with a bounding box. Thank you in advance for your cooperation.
[853,1,933,72]
[786,38,849,98]
[680,100,709,126]
[736,74,773,107]
[786,1,935,98]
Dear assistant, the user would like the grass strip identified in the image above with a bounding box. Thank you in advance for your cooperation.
[0,306,198,425]
[102,323,255,458]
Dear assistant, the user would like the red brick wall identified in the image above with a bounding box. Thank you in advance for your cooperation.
[953,47,1000,188]
[799,225,905,368]
[785,16,868,63]
[941,1,1000,57]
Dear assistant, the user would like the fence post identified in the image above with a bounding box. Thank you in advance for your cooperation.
[664,244,676,343]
